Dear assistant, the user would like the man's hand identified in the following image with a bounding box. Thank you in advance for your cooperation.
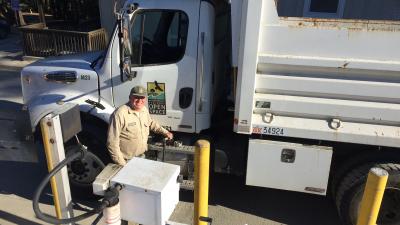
[166,132,173,140]
[117,158,127,166]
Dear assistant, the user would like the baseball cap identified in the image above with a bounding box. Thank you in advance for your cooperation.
[130,85,147,97]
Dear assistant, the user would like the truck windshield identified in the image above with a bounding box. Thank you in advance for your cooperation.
[129,10,188,66]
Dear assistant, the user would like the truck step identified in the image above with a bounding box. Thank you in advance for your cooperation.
[180,179,194,191]
[148,143,195,155]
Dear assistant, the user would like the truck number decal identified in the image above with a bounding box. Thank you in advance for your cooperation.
[253,126,285,136]
[81,74,90,80]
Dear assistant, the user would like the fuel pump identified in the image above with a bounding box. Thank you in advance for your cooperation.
[32,103,125,224]
[31,105,213,225]
[32,104,185,225]
[32,144,123,224]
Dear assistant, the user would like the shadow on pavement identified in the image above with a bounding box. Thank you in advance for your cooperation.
[0,159,53,204]
[0,149,100,210]
[181,173,341,225]
[0,100,53,205]
[0,100,22,113]
[0,100,37,162]
[0,210,42,225]
[0,69,23,102]
[0,32,23,54]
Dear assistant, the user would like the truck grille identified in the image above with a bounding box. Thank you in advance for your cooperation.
[43,71,77,84]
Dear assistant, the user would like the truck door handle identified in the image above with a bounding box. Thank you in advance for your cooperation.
[281,149,296,163]
[179,87,193,109]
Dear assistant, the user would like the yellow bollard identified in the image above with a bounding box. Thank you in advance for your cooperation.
[40,118,63,220]
[356,167,388,225]
[194,140,210,225]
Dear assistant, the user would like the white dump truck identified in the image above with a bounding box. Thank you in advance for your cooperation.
[21,0,400,224]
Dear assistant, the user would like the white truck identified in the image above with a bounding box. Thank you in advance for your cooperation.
[21,0,400,224]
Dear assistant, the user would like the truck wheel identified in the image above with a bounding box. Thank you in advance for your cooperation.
[65,122,110,199]
[66,145,105,198]
[330,151,400,200]
[335,163,400,225]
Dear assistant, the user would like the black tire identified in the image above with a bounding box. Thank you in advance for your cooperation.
[0,27,8,39]
[66,122,111,199]
[330,151,400,199]
[66,145,105,199]
[336,163,400,225]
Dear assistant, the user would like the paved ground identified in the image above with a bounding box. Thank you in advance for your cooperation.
[0,69,37,163]
[0,30,342,225]
[0,31,37,71]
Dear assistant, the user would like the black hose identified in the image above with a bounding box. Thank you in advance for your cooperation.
[32,150,108,224]
[91,211,104,225]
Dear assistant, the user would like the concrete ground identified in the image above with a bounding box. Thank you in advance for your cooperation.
[0,30,37,71]
[0,29,341,225]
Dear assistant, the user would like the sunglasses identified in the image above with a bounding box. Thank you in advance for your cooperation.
[132,95,146,100]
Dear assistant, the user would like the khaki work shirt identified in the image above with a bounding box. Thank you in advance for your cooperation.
[106,104,168,165]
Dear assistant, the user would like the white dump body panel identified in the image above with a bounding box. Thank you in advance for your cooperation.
[234,0,400,147]
[246,139,332,195]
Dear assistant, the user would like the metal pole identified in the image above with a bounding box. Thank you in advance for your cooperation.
[356,167,388,225]
[40,114,74,224]
[40,116,63,220]
[194,140,210,225]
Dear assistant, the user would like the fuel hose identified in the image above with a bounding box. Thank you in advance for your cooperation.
[32,148,112,224]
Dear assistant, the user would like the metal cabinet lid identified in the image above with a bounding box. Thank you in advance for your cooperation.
[111,158,180,193]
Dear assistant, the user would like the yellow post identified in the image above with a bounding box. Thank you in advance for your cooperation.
[40,118,62,219]
[194,140,210,225]
[356,167,388,225]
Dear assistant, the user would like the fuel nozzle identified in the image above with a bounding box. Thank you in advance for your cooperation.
[95,184,124,225]
[99,184,123,211]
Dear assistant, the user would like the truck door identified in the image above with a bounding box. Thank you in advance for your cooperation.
[111,0,199,133]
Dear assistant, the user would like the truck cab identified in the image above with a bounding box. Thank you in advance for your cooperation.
[22,0,219,133]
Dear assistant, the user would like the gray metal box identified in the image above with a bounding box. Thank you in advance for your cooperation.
[246,139,333,195]
[53,103,82,142]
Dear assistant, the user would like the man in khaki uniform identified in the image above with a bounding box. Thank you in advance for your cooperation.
[107,85,173,166]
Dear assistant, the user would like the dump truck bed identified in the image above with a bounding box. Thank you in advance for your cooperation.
[233,0,400,147]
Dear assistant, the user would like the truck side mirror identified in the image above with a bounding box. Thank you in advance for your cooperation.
[122,56,136,81]
[119,5,138,82]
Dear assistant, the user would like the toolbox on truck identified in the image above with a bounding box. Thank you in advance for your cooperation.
[246,139,333,195]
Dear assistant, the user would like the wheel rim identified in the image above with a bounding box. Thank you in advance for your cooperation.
[378,187,400,224]
[67,150,105,186]
[351,187,400,225]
